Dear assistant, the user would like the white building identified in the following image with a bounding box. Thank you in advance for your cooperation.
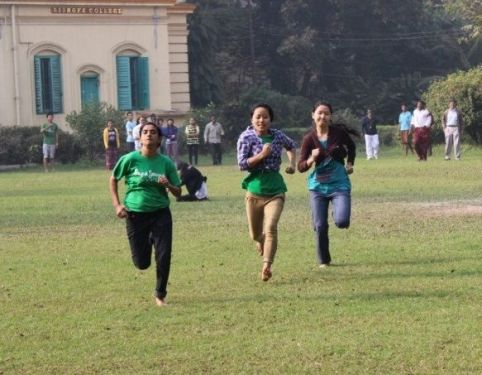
[0,0,195,128]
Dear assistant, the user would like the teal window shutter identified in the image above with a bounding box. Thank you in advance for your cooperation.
[34,56,44,114]
[137,57,150,110]
[116,56,132,110]
[34,55,63,114]
[50,55,63,113]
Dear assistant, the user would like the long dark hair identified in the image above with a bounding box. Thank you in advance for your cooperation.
[312,100,360,138]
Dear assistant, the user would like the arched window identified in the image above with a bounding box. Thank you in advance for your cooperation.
[116,49,150,111]
[34,52,63,114]
[80,70,100,107]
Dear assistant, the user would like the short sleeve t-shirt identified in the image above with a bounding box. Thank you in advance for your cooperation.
[112,152,181,212]
[399,112,412,131]
[41,123,58,145]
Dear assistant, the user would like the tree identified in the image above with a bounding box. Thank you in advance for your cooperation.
[186,0,482,124]
[66,102,125,161]
[423,66,482,143]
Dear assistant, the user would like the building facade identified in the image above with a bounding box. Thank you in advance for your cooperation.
[0,0,195,128]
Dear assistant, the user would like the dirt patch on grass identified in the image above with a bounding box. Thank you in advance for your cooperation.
[416,200,482,217]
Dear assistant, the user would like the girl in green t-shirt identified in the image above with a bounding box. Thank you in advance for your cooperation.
[110,122,181,307]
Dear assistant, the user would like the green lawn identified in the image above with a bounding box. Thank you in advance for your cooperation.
[1,145,481,374]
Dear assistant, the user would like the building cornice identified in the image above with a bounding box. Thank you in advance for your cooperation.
[2,1,195,13]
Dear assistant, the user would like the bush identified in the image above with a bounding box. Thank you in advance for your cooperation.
[0,126,82,165]
[66,102,125,161]
[377,125,399,146]
[189,88,313,148]
[423,66,482,144]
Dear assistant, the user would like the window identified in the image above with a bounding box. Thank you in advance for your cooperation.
[116,56,150,110]
[34,55,63,114]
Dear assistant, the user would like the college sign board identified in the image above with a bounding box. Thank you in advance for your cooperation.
[50,7,123,15]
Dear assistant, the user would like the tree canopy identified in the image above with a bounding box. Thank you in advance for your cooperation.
[187,0,482,124]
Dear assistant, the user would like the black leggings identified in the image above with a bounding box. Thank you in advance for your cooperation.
[126,208,173,299]
[187,144,198,165]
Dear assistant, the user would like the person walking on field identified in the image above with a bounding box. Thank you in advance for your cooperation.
[109,122,181,307]
[298,101,358,268]
[204,115,224,165]
[442,99,464,161]
[399,103,414,156]
[185,118,200,165]
[103,119,120,170]
[40,112,59,172]
[237,103,296,282]
[411,100,433,161]
[361,109,379,160]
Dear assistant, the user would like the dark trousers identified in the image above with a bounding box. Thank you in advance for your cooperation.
[187,144,198,165]
[125,208,173,299]
[210,143,222,165]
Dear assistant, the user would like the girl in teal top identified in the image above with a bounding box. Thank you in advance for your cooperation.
[298,101,358,268]
[307,140,352,195]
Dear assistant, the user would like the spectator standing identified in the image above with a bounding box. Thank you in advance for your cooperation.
[103,119,120,170]
[398,104,414,156]
[204,115,224,165]
[40,112,59,172]
[163,118,179,162]
[361,109,379,160]
[158,118,166,154]
[125,112,136,152]
[185,118,200,165]
[442,99,464,160]
[411,100,433,161]
[132,116,145,151]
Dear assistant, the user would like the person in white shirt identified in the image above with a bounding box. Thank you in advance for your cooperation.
[125,112,137,152]
[410,100,433,161]
[133,116,146,151]
[442,99,464,160]
[204,115,224,165]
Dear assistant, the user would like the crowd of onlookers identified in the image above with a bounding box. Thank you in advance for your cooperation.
[121,112,225,168]
[40,98,464,175]
[360,99,464,162]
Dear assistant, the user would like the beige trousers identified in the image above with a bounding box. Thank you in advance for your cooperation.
[245,192,285,264]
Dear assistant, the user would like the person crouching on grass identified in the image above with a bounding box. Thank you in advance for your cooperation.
[176,161,208,201]
[237,103,296,282]
[109,122,181,307]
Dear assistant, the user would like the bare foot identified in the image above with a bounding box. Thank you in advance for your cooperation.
[261,263,272,281]
[155,297,167,307]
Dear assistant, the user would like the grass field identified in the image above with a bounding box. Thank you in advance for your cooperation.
[1,145,481,374]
